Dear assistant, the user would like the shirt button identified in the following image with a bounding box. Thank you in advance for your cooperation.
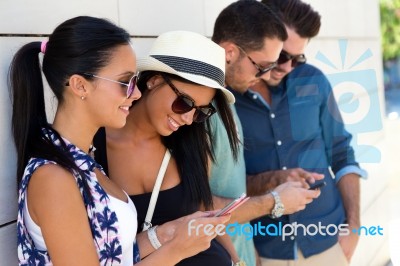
[252,94,258,100]
[282,166,287,170]
[277,140,282,146]
[270,113,275,118]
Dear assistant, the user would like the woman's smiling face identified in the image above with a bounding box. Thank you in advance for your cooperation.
[145,75,216,135]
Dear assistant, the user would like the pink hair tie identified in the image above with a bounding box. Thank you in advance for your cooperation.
[41,41,48,54]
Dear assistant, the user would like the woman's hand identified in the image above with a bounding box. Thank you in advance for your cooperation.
[136,211,231,265]
[158,211,231,260]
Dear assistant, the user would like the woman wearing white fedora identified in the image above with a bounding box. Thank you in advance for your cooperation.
[93,30,241,265]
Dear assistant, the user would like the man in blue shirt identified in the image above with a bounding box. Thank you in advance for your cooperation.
[232,0,367,265]
[209,1,323,266]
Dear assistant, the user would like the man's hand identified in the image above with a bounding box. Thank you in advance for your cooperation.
[337,173,361,262]
[282,168,324,188]
[247,168,324,196]
[338,231,359,262]
[274,181,321,214]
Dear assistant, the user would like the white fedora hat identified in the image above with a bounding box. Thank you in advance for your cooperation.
[137,31,235,104]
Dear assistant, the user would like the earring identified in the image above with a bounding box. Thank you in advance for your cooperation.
[226,60,231,64]
[81,96,85,100]
[147,84,152,89]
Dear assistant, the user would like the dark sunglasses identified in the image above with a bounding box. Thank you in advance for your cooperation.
[277,50,307,68]
[78,72,138,98]
[236,45,277,78]
[162,75,216,123]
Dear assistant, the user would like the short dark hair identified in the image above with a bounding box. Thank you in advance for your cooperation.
[262,0,321,38]
[212,0,287,51]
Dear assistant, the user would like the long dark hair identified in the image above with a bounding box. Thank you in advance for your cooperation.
[9,16,131,187]
[137,71,240,211]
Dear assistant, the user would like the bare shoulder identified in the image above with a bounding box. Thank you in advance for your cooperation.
[26,165,100,263]
[27,164,85,224]
[28,164,79,197]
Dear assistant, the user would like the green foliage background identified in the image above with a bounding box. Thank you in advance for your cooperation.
[380,0,400,60]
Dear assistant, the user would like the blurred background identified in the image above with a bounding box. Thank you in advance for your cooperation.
[0,0,399,265]
[381,0,400,122]
[378,1,400,264]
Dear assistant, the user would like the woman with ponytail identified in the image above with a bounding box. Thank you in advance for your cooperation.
[11,16,225,266]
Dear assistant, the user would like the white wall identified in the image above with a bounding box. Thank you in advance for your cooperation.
[0,0,391,265]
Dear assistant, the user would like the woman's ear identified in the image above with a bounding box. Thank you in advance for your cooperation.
[146,75,164,90]
[68,74,88,99]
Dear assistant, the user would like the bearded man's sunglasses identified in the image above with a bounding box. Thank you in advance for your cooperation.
[277,50,306,68]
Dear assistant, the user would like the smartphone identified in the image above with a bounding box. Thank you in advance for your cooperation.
[308,181,326,190]
[214,193,250,217]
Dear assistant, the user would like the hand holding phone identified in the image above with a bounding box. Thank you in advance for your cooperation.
[308,181,326,190]
[214,193,250,217]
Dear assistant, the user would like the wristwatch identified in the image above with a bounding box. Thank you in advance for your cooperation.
[270,191,284,219]
[233,260,247,266]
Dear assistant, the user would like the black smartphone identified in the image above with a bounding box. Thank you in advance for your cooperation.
[308,181,326,190]
[214,193,249,217]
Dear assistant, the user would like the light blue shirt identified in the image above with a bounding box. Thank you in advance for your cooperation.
[209,105,256,266]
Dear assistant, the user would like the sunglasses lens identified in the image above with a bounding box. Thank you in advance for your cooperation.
[165,75,215,123]
[172,96,194,114]
[278,53,291,65]
[292,56,306,67]
[193,106,216,123]
[127,75,138,98]
[255,63,276,78]
[277,52,306,68]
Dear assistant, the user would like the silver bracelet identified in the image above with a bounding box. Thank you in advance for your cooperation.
[147,225,162,250]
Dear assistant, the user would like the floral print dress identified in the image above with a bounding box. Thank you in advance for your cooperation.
[17,128,140,265]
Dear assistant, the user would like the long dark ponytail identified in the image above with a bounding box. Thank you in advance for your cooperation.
[9,16,131,186]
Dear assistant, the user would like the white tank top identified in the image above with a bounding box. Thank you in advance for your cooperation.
[23,192,137,266]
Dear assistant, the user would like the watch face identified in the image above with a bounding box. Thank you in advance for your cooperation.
[271,191,284,218]
[272,203,284,218]
[235,260,247,266]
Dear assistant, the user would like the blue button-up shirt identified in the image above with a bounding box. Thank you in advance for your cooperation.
[232,63,366,259]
